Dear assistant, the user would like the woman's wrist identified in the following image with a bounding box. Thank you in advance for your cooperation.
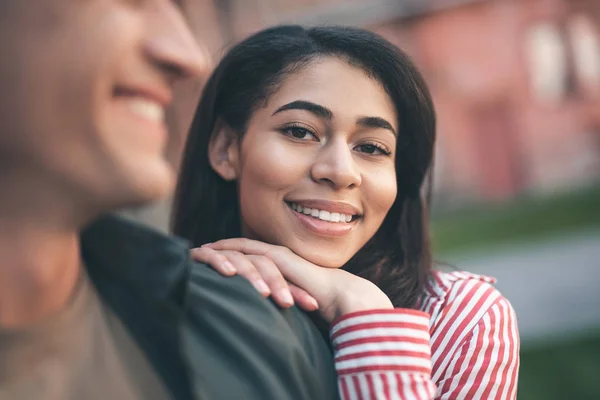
[334,281,394,319]
[337,296,393,318]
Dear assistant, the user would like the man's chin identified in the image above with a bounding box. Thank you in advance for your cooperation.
[110,163,175,210]
[130,171,174,206]
[111,172,174,231]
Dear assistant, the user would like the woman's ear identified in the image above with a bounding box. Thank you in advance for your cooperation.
[208,120,240,181]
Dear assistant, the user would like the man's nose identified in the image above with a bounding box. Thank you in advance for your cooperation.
[143,1,210,80]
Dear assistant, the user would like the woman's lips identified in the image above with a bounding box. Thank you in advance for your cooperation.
[287,202,358,237]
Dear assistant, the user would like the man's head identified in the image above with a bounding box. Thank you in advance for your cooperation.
[0,0,206,220]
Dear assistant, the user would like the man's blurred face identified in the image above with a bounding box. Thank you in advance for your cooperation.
[0,0,206,214]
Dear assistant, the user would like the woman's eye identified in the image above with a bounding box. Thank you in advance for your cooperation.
[283,126,316,140]
[359,144,378,154]
[356,143,390,156]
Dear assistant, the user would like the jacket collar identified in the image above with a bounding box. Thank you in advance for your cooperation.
[80,213,190,303]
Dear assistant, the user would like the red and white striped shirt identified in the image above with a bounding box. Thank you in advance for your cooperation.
[329,270,520,399]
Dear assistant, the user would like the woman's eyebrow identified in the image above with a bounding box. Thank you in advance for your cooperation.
[273,101,395,136]
[272,100,333,120]
[357,116,396,136]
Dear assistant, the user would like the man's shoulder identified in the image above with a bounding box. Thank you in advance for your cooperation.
[82,215,337,399]
[181,261,338,400]
[184,260,333,359]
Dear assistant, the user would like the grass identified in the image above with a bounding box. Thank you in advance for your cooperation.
[430,186,600,255]
[519,333,600,400]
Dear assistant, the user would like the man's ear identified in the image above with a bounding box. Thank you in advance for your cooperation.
[208,119,240,181]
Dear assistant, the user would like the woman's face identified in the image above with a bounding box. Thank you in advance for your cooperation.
[226,57,398,268]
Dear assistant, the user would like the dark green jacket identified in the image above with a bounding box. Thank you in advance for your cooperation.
[81,215,338,400]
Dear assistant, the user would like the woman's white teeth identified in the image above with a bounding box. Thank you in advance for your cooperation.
[290,202,353,223]
[128,98,165,122]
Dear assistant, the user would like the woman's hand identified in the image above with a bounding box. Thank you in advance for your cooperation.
[191,245,320,312]
[191,238,393,322]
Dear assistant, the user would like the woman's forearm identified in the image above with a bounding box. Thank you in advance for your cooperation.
[330,309,436,400]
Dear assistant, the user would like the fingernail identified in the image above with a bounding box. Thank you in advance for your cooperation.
[222,261,236,275]
[201,242,212,247]
[278,289,294,306]
[308,297,319,310]
[253,280,271,296]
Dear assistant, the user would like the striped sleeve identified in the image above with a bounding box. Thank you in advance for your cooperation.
[330,309,437,400]
[432,294,520,399]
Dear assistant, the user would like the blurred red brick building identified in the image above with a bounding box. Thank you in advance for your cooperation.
[172,0,600,209]
[370,0,600,204]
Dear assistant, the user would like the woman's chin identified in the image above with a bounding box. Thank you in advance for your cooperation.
[292,247,349,269]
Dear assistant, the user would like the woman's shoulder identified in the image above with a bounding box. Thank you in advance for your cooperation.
[420,269,516,331]
[424,269,501,301]
[425,269,497,297]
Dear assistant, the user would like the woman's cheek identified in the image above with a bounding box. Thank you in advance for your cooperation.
[367,166,397,211]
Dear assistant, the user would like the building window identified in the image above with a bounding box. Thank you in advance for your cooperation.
[567,14,600,96]
[525,22,568,104]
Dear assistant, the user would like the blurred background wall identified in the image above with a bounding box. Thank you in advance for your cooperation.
[130,1,600,398]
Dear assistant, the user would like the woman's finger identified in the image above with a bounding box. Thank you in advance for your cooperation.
[222,250,271,297]
[206,239,329,301]
[203,238,272,256]
[190,247,237,276]
[288,284,318,312]
[206,239,321,281]
[248,255,294,308]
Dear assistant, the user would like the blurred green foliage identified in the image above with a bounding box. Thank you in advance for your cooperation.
[519,333,600,400]
[431,186,600,255]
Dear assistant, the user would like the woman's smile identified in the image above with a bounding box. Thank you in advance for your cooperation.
[285,199,361,237]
